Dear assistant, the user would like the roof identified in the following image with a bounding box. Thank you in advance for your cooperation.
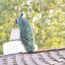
[0,48,65,65]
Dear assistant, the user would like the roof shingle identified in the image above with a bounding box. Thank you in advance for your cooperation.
[0,48,65,65]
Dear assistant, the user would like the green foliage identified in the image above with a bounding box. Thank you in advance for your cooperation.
[0,0,65,53]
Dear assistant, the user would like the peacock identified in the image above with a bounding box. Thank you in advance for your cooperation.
[16,14,34,53]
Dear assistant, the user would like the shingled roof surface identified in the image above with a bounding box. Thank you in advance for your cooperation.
[0,48,65,65]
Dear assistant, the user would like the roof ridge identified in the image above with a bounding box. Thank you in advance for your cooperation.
[1,47,65,56]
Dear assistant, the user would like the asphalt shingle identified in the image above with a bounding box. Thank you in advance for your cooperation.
[0,48,65,65]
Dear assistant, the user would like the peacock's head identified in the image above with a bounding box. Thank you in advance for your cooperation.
[16,13,23,24]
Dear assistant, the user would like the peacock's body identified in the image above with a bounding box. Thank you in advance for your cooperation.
[16,14,34,53]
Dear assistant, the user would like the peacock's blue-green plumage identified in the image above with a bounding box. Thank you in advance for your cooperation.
[16,14,34,53]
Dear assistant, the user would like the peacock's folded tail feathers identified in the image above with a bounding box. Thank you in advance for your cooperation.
[16,14,34,53]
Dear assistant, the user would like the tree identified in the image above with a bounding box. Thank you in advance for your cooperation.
[0,0,65,53]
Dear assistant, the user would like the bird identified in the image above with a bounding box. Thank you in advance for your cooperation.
[16,14,34,53]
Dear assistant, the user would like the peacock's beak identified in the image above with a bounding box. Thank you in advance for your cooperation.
[16,17,19,24]
[16,19,17,24]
